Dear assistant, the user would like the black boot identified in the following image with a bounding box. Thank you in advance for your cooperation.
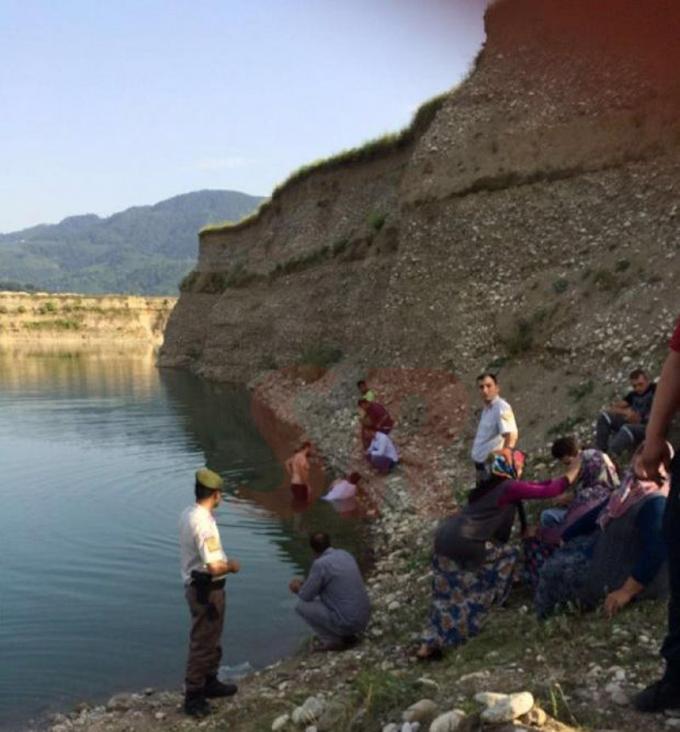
[633,677,680,713]
[184,691,212,717]
[204,675,238,698]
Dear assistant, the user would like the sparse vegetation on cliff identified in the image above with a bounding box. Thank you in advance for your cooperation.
[199,92,448,237]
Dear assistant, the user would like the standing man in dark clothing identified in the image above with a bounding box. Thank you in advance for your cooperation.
[596,368,657,456]
[634,321,680,713]
[289,533,371,651]
[179,468,241,717]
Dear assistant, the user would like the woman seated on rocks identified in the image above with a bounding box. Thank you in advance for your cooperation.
[531,444,672,619]
[538,436,619,540]
[498,437,619,586]
[416,449,585,660]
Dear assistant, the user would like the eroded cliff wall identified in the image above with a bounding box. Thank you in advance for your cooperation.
[160,0,680,441]
[0,292,176,346]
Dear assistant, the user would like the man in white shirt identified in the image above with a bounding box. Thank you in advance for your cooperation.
[470,373,519,484]
[179,468,241,718]
[366,429,399,474]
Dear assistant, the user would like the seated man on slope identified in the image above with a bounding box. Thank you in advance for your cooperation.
[289,532,370,651]
[595,368,656,457]
[365,428,399,474]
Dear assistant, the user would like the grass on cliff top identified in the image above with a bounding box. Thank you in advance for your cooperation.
[199,92,448,237]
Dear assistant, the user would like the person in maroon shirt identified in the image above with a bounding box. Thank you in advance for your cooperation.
[358,399,394,448]
[634,317,680,713]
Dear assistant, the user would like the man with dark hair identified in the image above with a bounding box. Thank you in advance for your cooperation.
[357,379,375,402]
[365,427,399,474]
[471,372,518,485]
[289,533,370,651]
[179,468,241,717]
[634,319,680,713]
[286,442,312,502]
[595,369,656,456]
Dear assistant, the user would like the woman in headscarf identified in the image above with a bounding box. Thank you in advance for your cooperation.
[416,449,581,660]
[497,437,620,587]
[532,443,672,619]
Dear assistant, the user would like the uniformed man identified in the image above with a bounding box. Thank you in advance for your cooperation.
[179,468,241,717]
[470,372,519,485]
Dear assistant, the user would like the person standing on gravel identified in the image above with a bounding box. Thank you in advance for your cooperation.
[179,468,241,717]
[470,372,518,485]
[634,320,680,713]
[595,368,656,456]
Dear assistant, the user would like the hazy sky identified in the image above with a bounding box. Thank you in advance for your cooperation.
[0,1,487,232]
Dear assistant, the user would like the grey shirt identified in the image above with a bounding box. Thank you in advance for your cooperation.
[298,548,371,631]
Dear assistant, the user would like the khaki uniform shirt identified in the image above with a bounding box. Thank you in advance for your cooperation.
[179,504,227,585]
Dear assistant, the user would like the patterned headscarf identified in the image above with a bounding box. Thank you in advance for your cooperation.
[598,443,674,528]
[489,448,526,481]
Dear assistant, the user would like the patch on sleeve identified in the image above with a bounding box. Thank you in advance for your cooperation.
[501,409,514,421]
[205,536,220,553]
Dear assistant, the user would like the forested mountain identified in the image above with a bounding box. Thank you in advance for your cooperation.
[0,190,263,294]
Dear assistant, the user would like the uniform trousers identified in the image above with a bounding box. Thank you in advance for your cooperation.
[184,585,225,694]
[662,455,680,681]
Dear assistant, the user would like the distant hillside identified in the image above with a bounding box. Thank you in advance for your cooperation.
[0,190,264,295]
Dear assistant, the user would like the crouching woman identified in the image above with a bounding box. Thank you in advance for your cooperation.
[534,445,672,619]
[416,452,525,660]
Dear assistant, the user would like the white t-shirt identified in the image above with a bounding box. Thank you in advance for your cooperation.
[470,396,518,463]
[322,479,357,501]
[367,431,399,462]
[178,504,228,585]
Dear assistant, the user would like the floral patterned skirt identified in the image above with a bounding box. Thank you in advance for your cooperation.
[421,544,519,649]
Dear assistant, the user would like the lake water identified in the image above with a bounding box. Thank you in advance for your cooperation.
[0,346,363,731]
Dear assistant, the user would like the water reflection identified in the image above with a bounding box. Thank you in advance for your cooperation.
[0,347,363,731]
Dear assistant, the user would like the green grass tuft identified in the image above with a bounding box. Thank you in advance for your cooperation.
[200,92,448,237]
[298,343,343,369]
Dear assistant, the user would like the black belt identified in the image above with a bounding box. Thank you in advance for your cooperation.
[191,578,225,590]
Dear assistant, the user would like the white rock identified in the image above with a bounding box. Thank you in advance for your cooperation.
[474,692,507,706]
[272,713,290,731]
[479,692,534,723]
[459,670,490,683]
[291,696,325,726]
[382,725,399,732]
[429,710,466,732]
[402,698,438,723]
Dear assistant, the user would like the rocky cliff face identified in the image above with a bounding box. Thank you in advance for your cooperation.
[160,0,680,448]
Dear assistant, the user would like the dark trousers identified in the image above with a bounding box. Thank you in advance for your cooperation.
[184,585,225,694]
[595,411,646,456]
[662,455,680,680]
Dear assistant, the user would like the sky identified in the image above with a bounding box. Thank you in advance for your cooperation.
[0,1,488,232]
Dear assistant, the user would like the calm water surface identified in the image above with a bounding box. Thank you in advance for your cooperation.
[0,347,362,731]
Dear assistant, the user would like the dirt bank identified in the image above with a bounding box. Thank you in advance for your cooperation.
[0,292,176,347]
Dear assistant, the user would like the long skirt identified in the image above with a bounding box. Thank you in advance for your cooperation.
[421,544,519,649]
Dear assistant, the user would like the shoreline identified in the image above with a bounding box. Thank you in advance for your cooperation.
[33,365,668,732]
